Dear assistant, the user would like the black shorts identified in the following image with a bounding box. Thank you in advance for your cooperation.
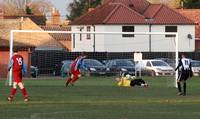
[130,78,146,86]
[178,70,190,81]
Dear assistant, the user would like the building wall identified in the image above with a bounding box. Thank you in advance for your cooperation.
[151,25,195,52]
[176,9,200,50]
[71,24,195,52]
[0,51,29,78]
[71,25,95,52]
[103,25,149,52]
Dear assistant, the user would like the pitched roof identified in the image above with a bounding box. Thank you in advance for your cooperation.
[148,5,195,24]
[0,18,65,50]
[176,9,200,39]
[107,0,150,13]
[70,0,195,25]
[105,3,148,24]
[41,26,71,41]
[4,15,46,25]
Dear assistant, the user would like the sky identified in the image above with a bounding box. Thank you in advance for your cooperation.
[49,0,74,19]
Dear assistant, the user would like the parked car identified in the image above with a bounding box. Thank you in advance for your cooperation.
[60,60,73,77]
[105,59,135,75]
[81,59,107,76]
[30,66,39,78]
[191,60,200,76]
[136,59,174,76]
[155,58,175,68]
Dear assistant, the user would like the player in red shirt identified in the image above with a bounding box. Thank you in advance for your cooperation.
[65,54,86,87]
[7,48,29,102]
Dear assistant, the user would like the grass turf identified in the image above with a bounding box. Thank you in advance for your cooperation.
[0,76,200,119]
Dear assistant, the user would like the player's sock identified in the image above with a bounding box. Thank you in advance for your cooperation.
[11,88,17,97]
[8,88,17,101]
[21,88,28,98]
[66,77,72,87]
[177,82,182,93]
[183,82,186,96]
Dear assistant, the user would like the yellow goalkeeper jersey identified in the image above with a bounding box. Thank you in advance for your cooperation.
[117,78,131,87]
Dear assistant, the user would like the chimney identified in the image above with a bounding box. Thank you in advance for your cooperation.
[0,8,4,19]
[88,8,95,12]
[51,8,61,25]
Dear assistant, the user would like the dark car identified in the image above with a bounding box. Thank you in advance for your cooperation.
[81,59,107,76]
[105,59,135,75]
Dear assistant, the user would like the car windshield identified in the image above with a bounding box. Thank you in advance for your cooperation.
[116,60,134,66]
[151,61,169,66]
[156,58,175,64]
[83,59,103,66]
[192,61,200,67]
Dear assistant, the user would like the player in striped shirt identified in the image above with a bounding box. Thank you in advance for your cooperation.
[175,53,192,96]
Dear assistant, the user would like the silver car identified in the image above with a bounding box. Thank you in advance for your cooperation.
[191,60,200,76]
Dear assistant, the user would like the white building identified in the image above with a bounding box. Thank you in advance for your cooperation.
[70,0,195,52]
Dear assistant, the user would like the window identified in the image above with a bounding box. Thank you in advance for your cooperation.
[80,28,82,41]
[122,26,135,37]
[146,61,152,67]
[87,26,91,40]
[165,26,177,37]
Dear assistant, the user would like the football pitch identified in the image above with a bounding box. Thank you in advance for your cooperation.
[0,76,200,119]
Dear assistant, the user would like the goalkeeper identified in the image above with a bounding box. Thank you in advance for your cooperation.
[115,72,148,87]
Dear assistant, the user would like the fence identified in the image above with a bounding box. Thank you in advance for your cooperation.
[31,50,200,75]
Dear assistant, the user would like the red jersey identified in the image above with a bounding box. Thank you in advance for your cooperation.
[12,54,23,72]
[70,56,85,75]
[11,54,24,83]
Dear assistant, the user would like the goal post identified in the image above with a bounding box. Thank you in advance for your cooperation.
[8,30,179,87]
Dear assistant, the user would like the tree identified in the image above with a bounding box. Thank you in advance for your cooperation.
[30,0,52,15]
[183,0,200,9]
[67,0,101,21]
[1,0,52,15]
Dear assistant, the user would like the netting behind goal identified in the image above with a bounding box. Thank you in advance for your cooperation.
[8,30,178,87]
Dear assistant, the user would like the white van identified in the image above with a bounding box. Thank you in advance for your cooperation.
[136,59,175,76]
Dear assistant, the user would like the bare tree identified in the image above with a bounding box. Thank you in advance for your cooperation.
[29,0,52,15]
[2,0,52,15]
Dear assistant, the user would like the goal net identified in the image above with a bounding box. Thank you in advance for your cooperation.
[7,30,178,87]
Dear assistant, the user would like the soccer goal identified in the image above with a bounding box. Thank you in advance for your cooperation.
[8,30,179,87]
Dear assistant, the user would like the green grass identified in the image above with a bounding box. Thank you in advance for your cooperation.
[0,76,200,119]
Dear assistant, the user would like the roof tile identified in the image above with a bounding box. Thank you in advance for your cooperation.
[70,0,195,25]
